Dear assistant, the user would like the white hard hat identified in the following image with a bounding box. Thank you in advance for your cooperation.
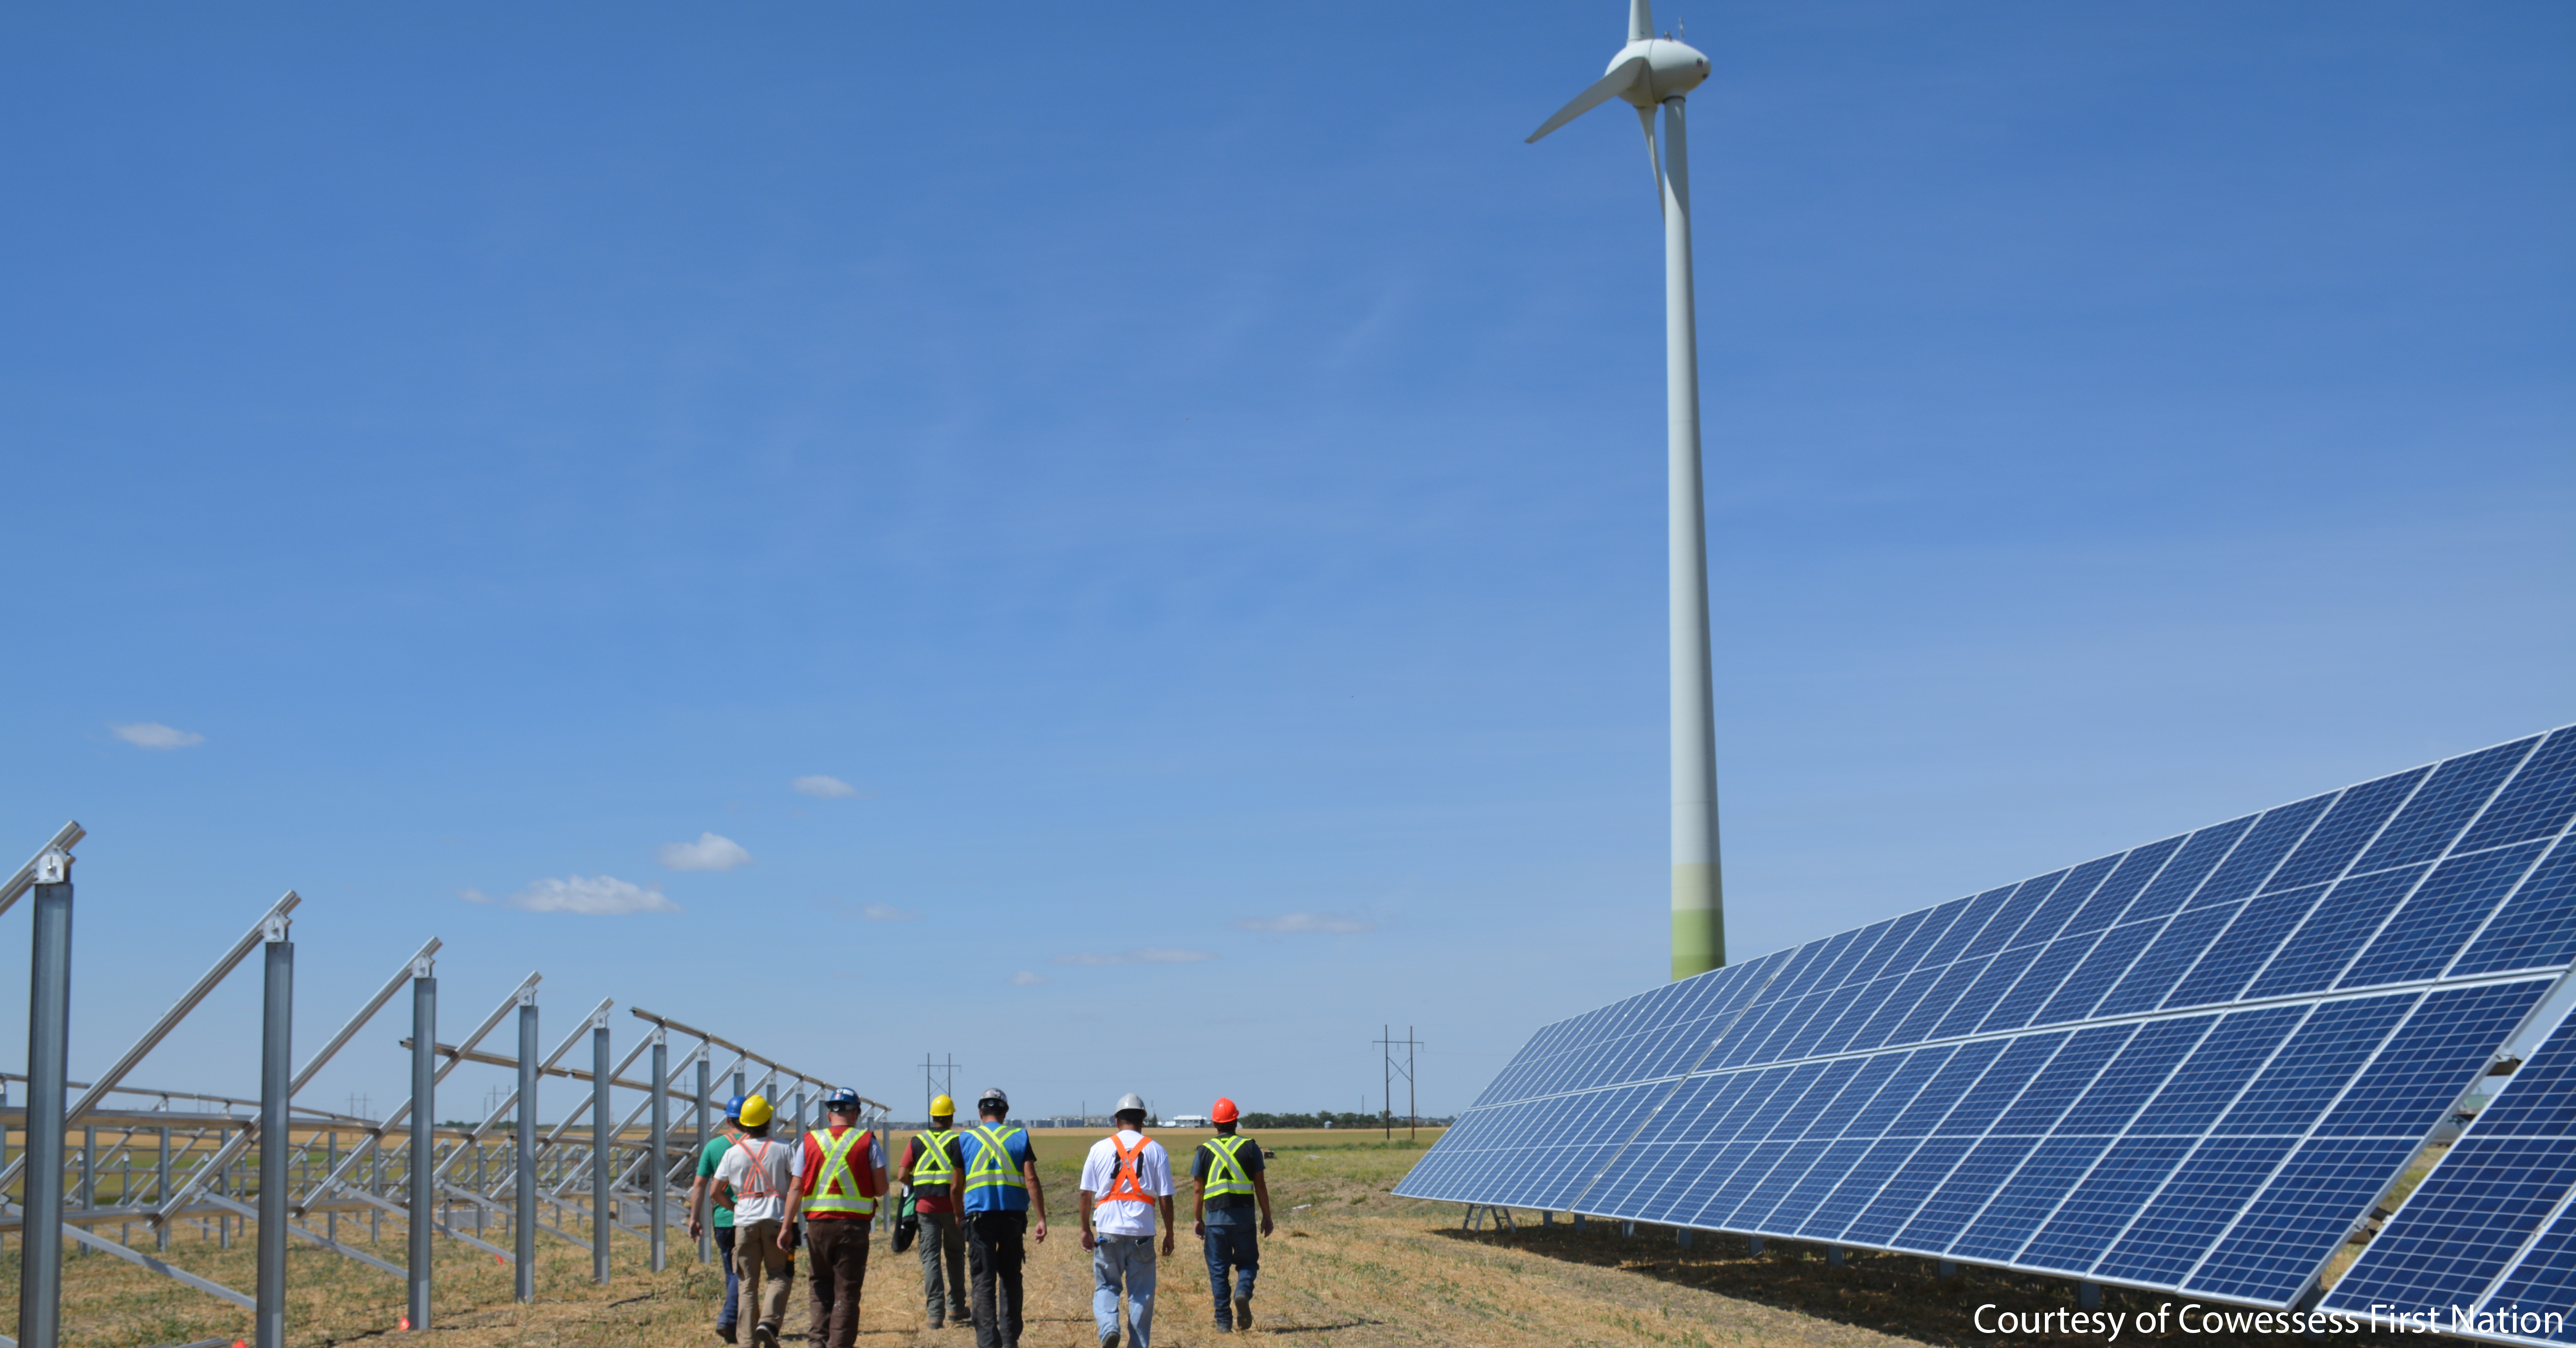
[1115,1093,1148,1115]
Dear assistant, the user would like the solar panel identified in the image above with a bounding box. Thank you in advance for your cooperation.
[1400,726,2576,1315]
[2323,1005,2576,1341]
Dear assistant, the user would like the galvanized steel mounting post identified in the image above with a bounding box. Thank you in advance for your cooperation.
[649,1028,669,1272]
[592,1010,612,1284]
[19,845,75,1348]
[696,1057,713,1263]
[257,912,293,1348]
[515,988,538,1301]
[409,954,436,1330]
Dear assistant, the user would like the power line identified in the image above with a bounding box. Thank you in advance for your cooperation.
[1374,1025,1421,1142]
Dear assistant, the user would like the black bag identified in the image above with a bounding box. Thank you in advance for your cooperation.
[892,1192,918,1253]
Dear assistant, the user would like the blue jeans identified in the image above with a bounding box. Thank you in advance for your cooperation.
[1202,1209,1258,1320]
[715,1224,741,1330]
[1092,1233,1158,1347]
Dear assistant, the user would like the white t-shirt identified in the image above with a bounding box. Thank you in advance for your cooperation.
[714,1133,798,1225]
[1078,1129,1174,1237]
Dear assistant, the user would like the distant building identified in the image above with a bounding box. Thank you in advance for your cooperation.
[1161,1114,1212,1129]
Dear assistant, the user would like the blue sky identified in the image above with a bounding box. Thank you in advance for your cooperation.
[1,2,2567,1123]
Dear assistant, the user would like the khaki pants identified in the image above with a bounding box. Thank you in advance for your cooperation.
[732,1219,796,1331]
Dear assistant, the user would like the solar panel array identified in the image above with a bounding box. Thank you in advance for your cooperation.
[1399,726,2576,1311]
[2324,1012,2576,1341]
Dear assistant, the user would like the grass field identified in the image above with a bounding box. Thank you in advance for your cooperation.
[0,1127,2442,1346]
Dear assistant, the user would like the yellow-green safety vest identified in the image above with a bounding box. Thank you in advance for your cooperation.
[1203,1134,1256,1199]
[964,1124,1029,1198]
[802,1127,878,1217]
[911,1128,960,1188]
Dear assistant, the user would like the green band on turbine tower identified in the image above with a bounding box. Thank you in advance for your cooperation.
[1671,862,1725,980]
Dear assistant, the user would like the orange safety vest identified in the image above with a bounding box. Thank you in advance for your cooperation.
[1105,1132,1153,1203]
[803,1127,879,1217]
[732,1138,783,1202]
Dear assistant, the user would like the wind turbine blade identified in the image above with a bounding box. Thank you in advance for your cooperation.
[1629,0,1654,43]
[1526,55,1647,143]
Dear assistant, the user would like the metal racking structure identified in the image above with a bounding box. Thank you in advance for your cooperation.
[2,824,886,1348]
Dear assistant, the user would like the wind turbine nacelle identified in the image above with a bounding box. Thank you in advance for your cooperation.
[1608,38,1708,106]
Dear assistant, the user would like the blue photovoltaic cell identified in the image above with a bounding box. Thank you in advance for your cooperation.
[2460,728,2576,854]
[2357,735,2540,871]
[2016,856,2120,950]
[2189,793,2336,911]
[2161,882,2327,1009]
[2214,996,2414,1136]
[2185,1136,2421,1302]
[2242,865,2427,999]
[2065,835,2186,935]
[2125,817,2257,923]
[2456,840,2576,978]
[2094,1137,2299,1284]
[2342,842,2550,989]
[2268,767,2428,892]
[2326,1011,2576,1336]
[1401,726,2576,1315]
[2020,1138,2197,1272]
[2093,905,2239,1018]
[2033,917,2163,1026]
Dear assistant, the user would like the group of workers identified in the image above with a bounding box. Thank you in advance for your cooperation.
[687,1085,1274,1348]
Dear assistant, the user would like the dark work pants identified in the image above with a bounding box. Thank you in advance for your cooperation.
[965,1211,1028,1348]
[714,1224,741,1330]
[1202,1209,1260,1324]
[804,1217,871,1348]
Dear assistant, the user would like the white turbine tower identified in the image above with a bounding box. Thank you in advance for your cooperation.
[1528,0,1724,979]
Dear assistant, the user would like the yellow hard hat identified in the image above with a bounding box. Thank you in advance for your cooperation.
[738,1094,775,1128]
[930,1094,956,1117]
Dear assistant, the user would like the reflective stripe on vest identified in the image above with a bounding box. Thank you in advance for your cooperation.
[1202,1135,1255,1199]
[803,1127,877,1217]
[912,1129,960,1186]
[964,1124,1028,1196]
[734,1138,784,1200]
[1105,1132,1152,1203]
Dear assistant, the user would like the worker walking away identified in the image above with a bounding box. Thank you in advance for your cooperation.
[788,1087,887,1348]
[1190,1098,1273,1334]
[900,1093,972,1328]
[706,1093,799,1348]
[958,1087,1049,1348]
[1077,1093,1175,1348]
[687,1095,748,1343]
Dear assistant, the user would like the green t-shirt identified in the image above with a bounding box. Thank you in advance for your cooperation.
[698,1133,736,1228]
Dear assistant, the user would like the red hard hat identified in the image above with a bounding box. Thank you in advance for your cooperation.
[1210,1097,1239,1123]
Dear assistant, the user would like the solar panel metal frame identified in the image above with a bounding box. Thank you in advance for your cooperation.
[1399,726,2576,1315]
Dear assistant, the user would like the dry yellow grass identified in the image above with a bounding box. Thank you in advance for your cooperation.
[0,1127,2433,1346]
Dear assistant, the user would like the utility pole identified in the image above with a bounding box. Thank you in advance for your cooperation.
[921,1053,956,1121]
[1374,1026,1422,1142]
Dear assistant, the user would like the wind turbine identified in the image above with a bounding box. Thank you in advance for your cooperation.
[1528,0,1725,980]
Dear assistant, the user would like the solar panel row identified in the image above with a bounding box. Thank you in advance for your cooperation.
[1402,726,2576,1313]
[2325,1010,2576,1342]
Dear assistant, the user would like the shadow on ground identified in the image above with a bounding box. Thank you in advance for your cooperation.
[1433,1224,2421,1346]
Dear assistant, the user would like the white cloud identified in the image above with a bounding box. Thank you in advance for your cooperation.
[110,722,204,750]
[1236,912,1379,934]
[1053,948,1217,966]
[793,775,866,799]
[459,887,495,905]
[656,832,754,872]
[503,875,680,916]
[1012,971,1048,987]
[860,904,917,922]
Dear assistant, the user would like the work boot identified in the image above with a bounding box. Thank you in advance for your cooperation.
[1215,1301,1235,1333]
[1236,1297,1255,1330]
[1100,1330,1121,1348]
[751,1324,779,1348]
[716,1328,738,1345]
